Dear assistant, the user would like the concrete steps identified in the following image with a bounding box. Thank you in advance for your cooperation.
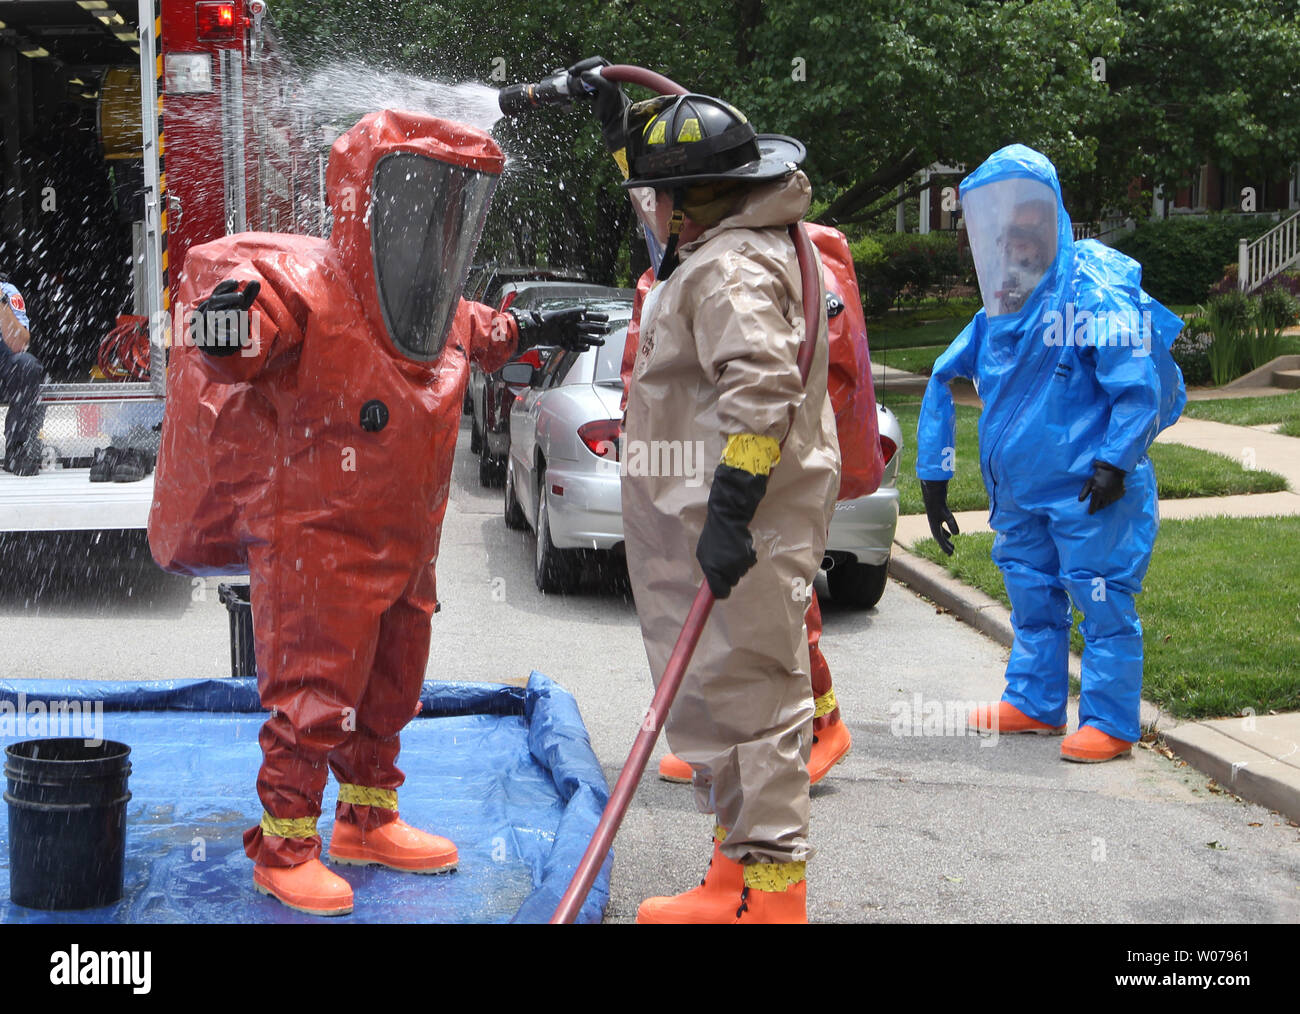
[1274,368,1300,389]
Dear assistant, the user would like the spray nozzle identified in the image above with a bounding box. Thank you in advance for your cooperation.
[498,68,592,117]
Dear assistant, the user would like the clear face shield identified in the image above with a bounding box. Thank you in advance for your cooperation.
[962,178,1058,318]
[628,185,666,273]
[371,152,498,361]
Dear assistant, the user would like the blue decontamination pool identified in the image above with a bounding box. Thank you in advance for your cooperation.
[0,672,611,923]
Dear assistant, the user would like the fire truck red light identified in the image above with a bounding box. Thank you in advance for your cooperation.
[196,2,237,39]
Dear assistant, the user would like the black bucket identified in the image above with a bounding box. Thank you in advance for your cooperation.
[4,738,132,910]
[218,582,256,678]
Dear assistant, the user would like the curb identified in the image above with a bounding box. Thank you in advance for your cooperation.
[1160,722,1300,825]
[886,542,1300,822]
[886,544,1015,648]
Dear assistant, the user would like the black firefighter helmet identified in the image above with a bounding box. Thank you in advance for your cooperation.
[621,93,805,191]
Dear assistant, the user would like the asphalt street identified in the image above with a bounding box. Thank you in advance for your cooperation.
[2,415,1298,923]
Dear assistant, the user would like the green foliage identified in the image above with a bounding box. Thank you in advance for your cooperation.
[1170,315,1212,386]
[854,232,965,311]
[1114,215,1277,304]
[1257,286,1300,329]
[266,0,1300,285]
[1080,1,1300,221]
[1204,291,1252,385]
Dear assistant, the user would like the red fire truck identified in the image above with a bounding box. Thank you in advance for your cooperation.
[0,0,321,530]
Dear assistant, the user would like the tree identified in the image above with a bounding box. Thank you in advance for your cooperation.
[1078,0,1300,220]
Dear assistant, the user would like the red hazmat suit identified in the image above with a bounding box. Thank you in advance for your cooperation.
[619,225,881,734]
[149,111,517,867]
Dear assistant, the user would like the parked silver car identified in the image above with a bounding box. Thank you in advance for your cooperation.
[503,323,631,593]
[823,404,903,609]
[468,284,632,469]
[504,318,903,606]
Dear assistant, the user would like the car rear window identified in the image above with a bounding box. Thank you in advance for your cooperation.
[593,325,630,384]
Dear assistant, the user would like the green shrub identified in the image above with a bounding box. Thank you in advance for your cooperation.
[1257,286,1300,329]
[1171,315,1212,386]
[1204,291,1253,385]
[1199,289,1288,383]
[854,231,965,313]
[1115,214,1277,305]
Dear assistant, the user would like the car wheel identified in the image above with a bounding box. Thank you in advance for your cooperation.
[503,459,528,530]
[469,415,482,455]
[479,450,504,488]
[827,559,889,610]
[535,471,579,594]
[463,389,473,416]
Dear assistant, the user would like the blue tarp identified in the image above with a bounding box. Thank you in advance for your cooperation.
[0,672,610,924]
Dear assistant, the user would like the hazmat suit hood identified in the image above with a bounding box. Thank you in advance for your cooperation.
[679,170,812,257]
[959,144,1074,330]
[328,110,505,363]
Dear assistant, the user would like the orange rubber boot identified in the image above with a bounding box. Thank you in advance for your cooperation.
[329,818,458,874]
[808,719,851,784]
[253,859,354,917]
[734,880,808,924]
[968,701,1066,735]
[1061,725,1134,762]
[657,753,693,783]
[636,833,744,924]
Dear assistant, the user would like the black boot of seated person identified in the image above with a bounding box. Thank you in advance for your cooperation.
[112,448,151,483]
[90,446,123,482]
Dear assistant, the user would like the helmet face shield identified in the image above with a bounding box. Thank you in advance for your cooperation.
[628,185,669,271]
[963,177,1058,318]
[371,152,498,361]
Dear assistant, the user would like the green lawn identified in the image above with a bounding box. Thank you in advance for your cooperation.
[910,516,1300,720]
[867,300,977,351]
[873,344,948,376]
[885,396,1288,516]
[1181,392,1300,437]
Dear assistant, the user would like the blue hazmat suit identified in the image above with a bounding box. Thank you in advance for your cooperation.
[916,145,1186,743]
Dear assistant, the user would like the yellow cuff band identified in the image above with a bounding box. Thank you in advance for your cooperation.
[743,860,806,892]
[721,433,782,476]
[337,784,398,810]
[713,825,728,844]
[612,147,629,180]
[259,813,319,840]
[813,689,838,719]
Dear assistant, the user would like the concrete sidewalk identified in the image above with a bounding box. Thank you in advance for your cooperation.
[890,415,1300,823]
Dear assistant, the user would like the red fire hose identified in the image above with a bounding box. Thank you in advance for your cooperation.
[549,64,822,919]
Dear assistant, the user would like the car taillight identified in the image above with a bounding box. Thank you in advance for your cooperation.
[879,434,897,462]
[578,419,621,461]
[196,2,237,40]
[499,291,517,312]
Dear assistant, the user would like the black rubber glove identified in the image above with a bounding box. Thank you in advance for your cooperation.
[192,279,260,357]
[920,478,959,556]
[696,463,768,599]
[511,307,608,353]
[1079,461,1126,514]
[567,56,629,153]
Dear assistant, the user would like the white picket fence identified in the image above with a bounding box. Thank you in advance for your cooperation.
[1239,210,1300,291]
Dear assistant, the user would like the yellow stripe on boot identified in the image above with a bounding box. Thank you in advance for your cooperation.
[337,783,398,810]
[259,813,319,839]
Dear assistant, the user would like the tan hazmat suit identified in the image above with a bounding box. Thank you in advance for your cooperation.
[621,170,840,864]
